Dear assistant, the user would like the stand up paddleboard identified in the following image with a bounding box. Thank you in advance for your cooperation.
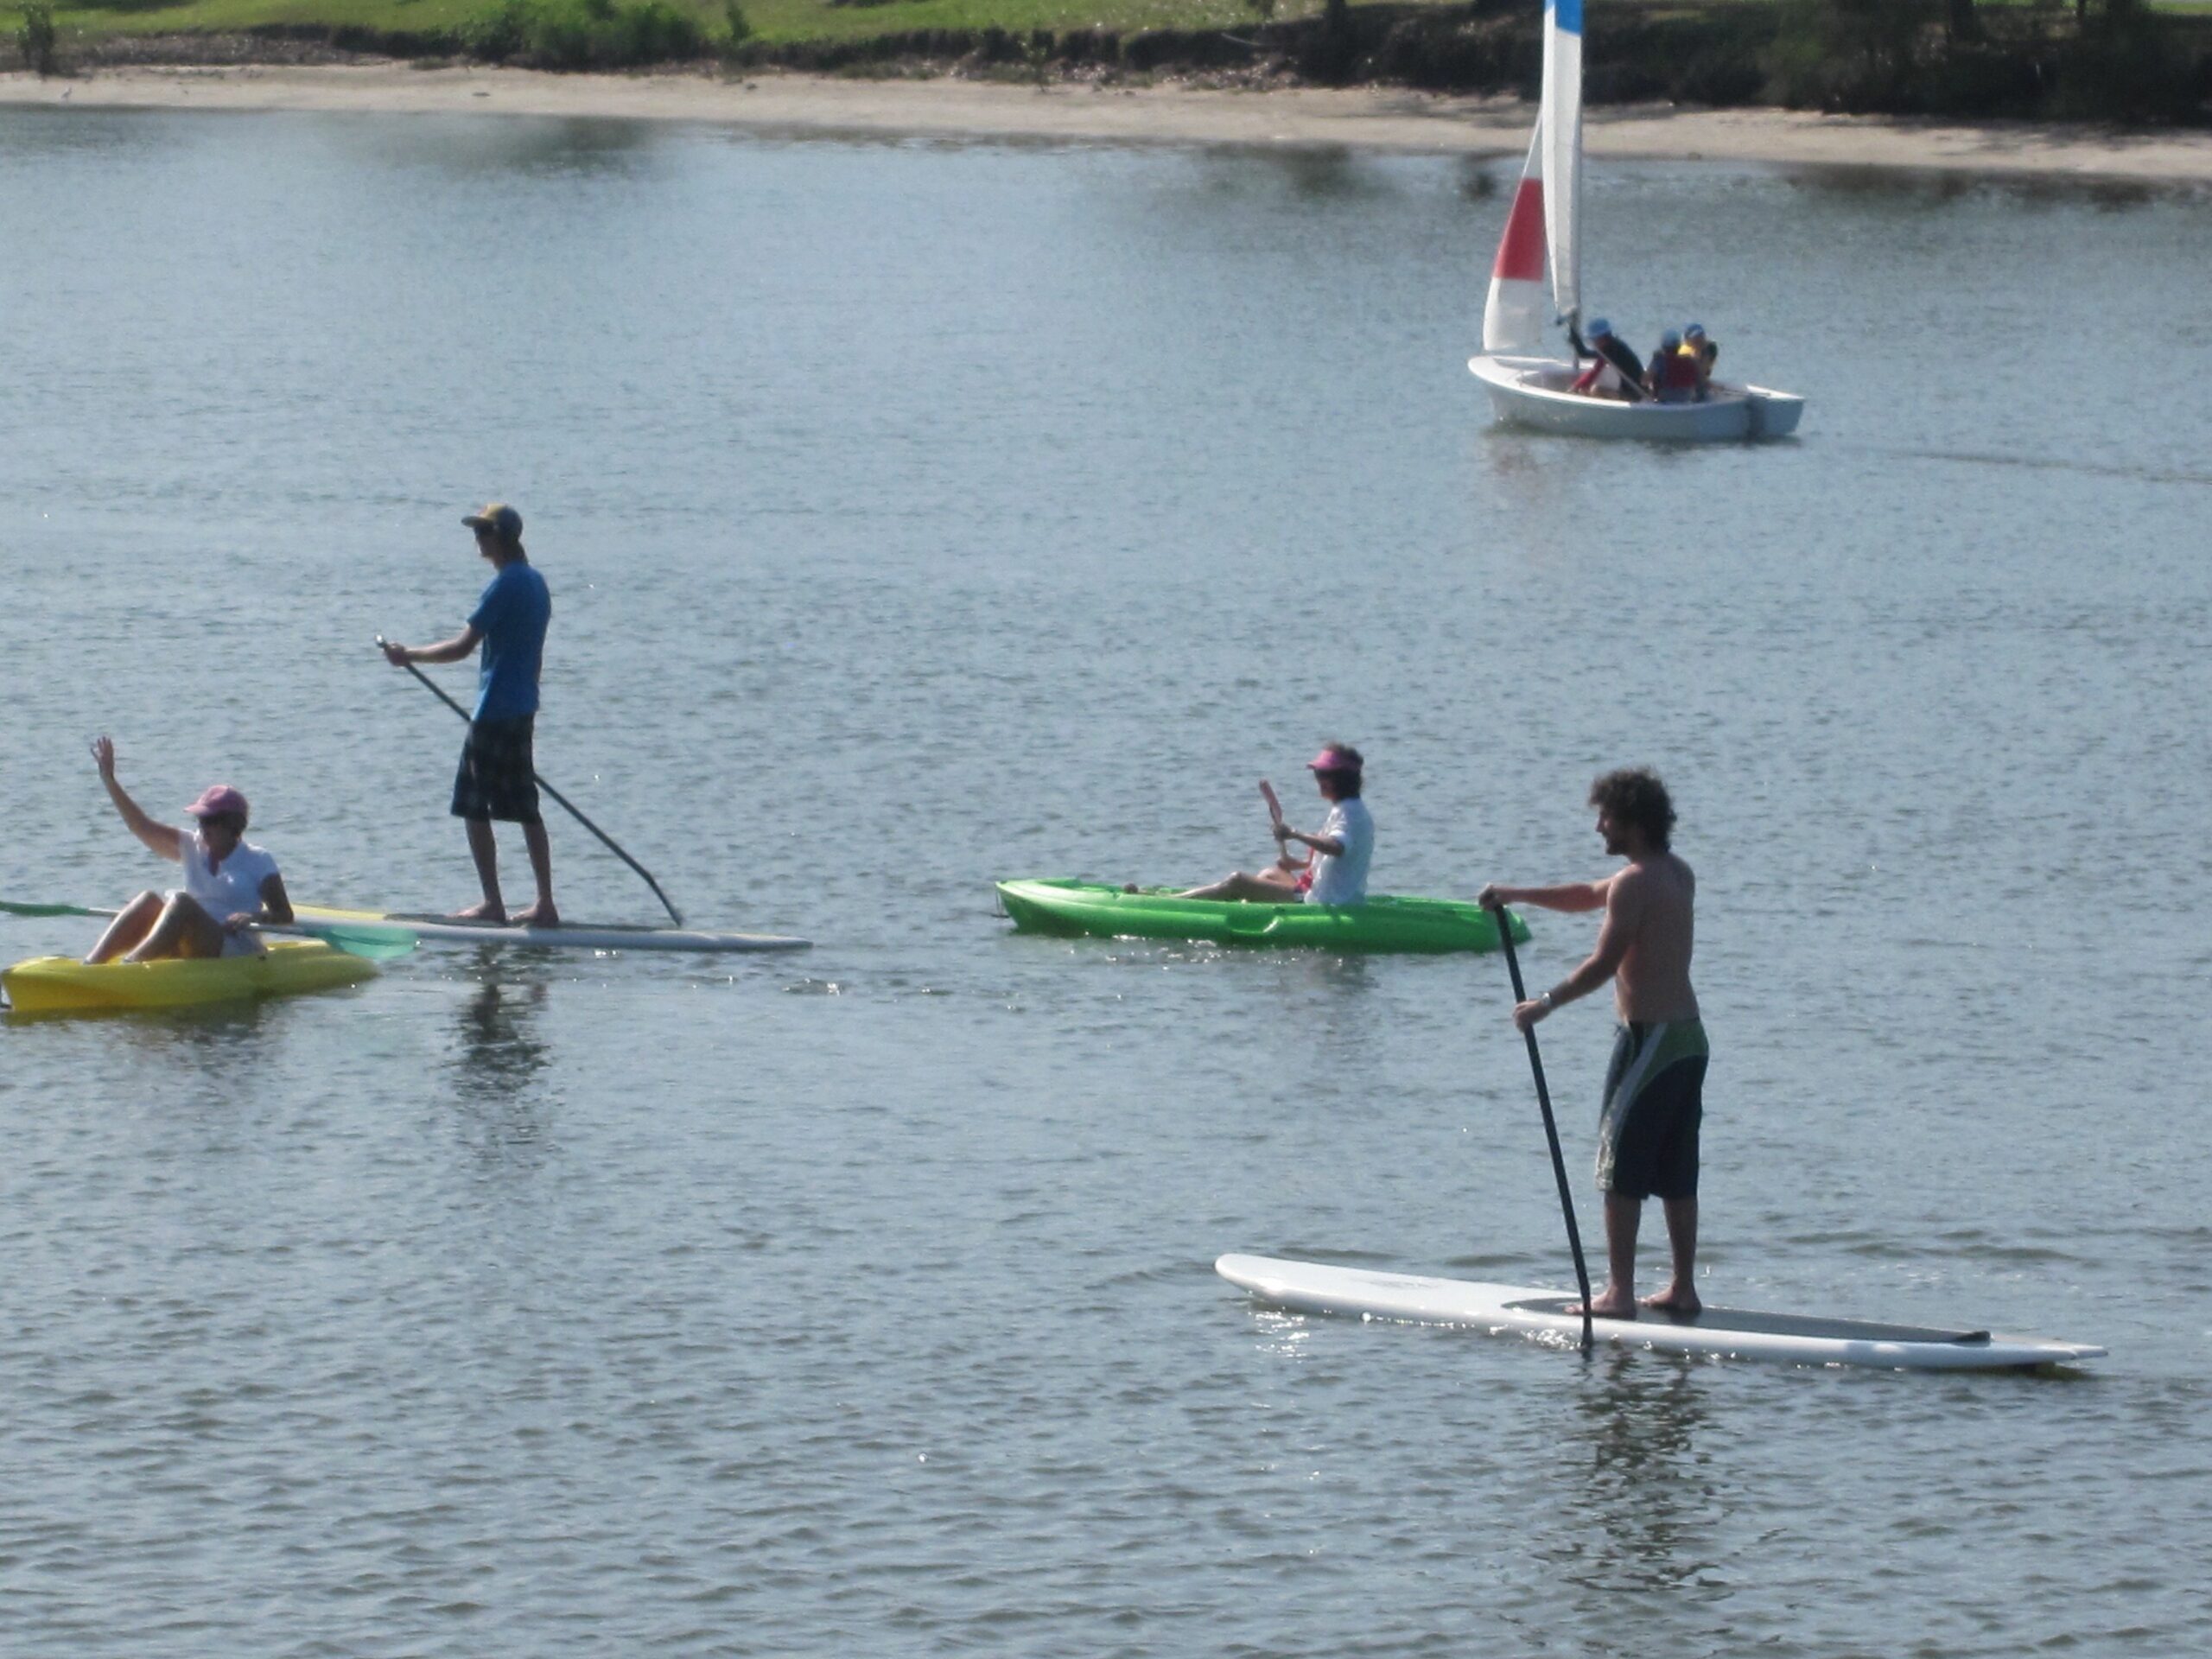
[1217,1255,2105,1372]
[293,905,810,954]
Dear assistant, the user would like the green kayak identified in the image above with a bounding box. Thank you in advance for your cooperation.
[995,879,1531,955]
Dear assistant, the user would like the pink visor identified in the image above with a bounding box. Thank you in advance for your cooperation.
[185,784,249,822]
[1306,749,1357,772]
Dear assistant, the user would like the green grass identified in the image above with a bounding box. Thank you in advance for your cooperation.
[19,0,1349,48]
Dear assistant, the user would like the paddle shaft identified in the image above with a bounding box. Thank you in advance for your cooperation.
[375,638,683,925]
[1492,912,1596,1353]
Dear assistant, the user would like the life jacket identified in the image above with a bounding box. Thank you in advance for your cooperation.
[1657,346,1700,392]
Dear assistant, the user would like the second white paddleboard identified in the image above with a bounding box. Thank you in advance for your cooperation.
[1217,1254,2103,1371]
[295,905,810,953]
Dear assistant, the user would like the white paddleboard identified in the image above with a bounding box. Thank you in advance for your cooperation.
[1217,1254,2105,1371]
[294,905,810,954]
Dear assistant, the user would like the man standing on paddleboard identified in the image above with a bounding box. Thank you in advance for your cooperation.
[1478,767,1705,1319]
[382,503,559,926]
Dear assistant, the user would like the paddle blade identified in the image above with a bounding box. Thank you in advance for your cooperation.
[1259,779,1284,827]
[277,923,418,962]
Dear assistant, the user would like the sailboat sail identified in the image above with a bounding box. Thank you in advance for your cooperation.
[1481,125,1548,353]
[1479,0,1584,353]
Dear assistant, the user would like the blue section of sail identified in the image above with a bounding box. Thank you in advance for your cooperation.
[1551,0,1582,35]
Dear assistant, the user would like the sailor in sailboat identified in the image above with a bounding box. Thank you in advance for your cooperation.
[1567,317,1645,401]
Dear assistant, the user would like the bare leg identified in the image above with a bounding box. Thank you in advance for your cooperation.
[1176,871,1300,903]
[512,821,558,927]
[1642,1198,1701,1316]
[124,893,226,963]
[86,892,162,963]
[1571,1192,1643,1319]
[457,817,507,922]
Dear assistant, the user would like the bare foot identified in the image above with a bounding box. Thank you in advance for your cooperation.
[1641,1287,1702,1319]
[1567,1294,1637,1320]
[454,900,508,924]
[512,903,560,928]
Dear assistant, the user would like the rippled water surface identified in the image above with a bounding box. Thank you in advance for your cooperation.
[3,106,2209,1656]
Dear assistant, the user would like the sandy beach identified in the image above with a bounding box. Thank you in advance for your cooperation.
[4,61,2211,182]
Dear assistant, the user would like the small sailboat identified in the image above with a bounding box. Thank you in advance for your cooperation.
[1466,0,1805,441]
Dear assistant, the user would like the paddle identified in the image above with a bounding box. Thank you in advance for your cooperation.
[374,637,684,925]
[1488,902,1597,1354]
[0,899,416,962]
[1259,779,1307,878]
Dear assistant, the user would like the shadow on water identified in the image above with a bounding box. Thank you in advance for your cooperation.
[450,955,552,1100]
[1187,143,1394,203]
[1838,441,2212,490]
[1456,153,1504,203]
[1784,163,2198,212]
[338,113,667,182]
[1543,1351,1722,1592]
[442,957,558,1176]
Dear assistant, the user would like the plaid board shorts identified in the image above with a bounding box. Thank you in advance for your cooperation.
[451,715,542,824]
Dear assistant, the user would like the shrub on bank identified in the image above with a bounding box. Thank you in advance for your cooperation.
[17,1,60,75]
[1762,0,2203,121]
[460,0,708,68]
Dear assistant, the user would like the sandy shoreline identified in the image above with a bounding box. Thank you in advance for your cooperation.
[5,62,2211,182]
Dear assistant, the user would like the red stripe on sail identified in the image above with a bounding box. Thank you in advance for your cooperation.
[1491,180,1547,282]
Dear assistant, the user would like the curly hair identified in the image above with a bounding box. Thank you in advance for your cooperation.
[1588,767,1675,851]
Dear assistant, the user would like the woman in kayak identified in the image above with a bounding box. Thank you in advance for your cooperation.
[84,736,294,963]
[1177,744,1374,906]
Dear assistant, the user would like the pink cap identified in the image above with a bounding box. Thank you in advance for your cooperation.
[184,784,249,823]
[1306,747,1357,772]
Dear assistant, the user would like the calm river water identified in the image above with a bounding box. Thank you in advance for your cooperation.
[2,105,2209,1656]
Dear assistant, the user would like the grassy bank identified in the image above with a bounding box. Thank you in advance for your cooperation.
[11,0,2212,124]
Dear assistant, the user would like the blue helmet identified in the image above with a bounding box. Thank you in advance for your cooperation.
[1684,321,1708,340]
[1586,316,1612,338]
[1661,330,1682,351]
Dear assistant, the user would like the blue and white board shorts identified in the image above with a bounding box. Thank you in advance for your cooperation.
[1597,1019,1709,1201]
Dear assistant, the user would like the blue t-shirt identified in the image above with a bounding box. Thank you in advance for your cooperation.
[467,561,551,721]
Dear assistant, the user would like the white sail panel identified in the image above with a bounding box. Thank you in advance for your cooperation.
[1541,0,1584,326]
[1481,124,1550,353]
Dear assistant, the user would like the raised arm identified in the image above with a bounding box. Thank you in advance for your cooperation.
[91,736,181,862]
[383,623,483,668]
[1478,877,1611,913]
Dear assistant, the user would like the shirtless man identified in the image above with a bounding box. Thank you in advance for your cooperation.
[1478,767,1706,1319]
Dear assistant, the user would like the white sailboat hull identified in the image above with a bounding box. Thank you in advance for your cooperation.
[1469,353,1805,442]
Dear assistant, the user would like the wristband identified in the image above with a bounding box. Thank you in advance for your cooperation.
[1538,991,1556,1012]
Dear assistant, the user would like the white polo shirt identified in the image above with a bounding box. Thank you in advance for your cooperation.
[1304,798,1373,906]
[176,821,281,955]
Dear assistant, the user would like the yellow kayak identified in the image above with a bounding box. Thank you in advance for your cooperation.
[3,940,378,1014]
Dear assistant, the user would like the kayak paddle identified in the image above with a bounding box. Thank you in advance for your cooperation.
[1489,902,1596,1353]
[0,898,416,962]
[375,636,684,925]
